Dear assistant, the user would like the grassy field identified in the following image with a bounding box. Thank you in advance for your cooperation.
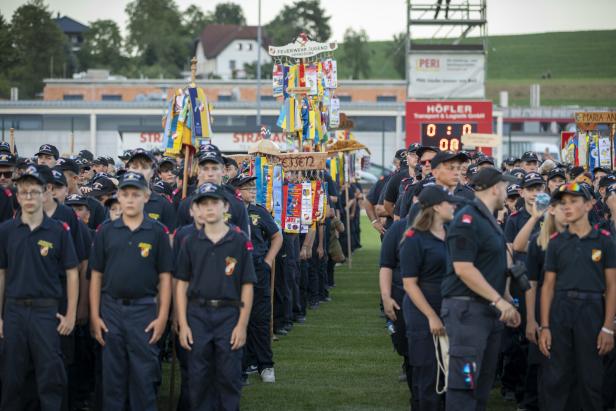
[337,30,616,106]
[158,216,518,410]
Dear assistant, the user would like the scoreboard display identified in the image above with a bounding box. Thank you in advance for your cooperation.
[420,122,478,152]
[406,101,493,154]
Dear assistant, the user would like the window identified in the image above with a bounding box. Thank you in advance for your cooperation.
[376,95,397,102]
[337,95,352,102]
[101,94,122,101]
[260,95,276,102]
[63,94,84,101]
[217,95,232,102]
[237,43,243,51]
[229,60,236,70]
[248,43,253,51]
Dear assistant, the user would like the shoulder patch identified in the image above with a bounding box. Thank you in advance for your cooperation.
[601,229,611,237]
[594,224,600,230]
[3,188,12,197]
[235,189,242,200]
[550,232,560,240]
[404,228,415,238]
[245,240,254,251]
[233,225,241,233]
[162,225,170,235]
[379,176,384,181]
[510,210,519,217]
[61,222,70,232]
[461,214,473,224]
[172,228,178,236]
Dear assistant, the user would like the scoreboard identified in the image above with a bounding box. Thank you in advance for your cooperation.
[406,101,493,154]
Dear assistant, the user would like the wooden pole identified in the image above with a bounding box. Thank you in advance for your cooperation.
[270,262,276,340]
[70,133,75,156]
[345,182,352,269]
[9,128,14,155]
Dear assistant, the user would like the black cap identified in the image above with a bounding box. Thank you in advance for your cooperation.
[569,166,585,180]
[547,168,566,181]
[104,195,119,207]
[65,194,88,207]
[105,157,115,166]
[599,175,616,189]
[118,149,132,161]
[430,151,469,169]
[159,157,177,167]
[465,165,478,178]
[552,182,592,201]
[521,151,539,162]
[522,172,545,188]
[416,146,440,159]
[0,152,16,166]
[606,184,616,199]
[504,156,519,165]
[476,156,495,166]
[394,149,407,161]
[198,150,224,165]
[229,174,257,188]
[78,150,94,161]
[198,143,221,156]
[0,142,11,154]
[51,168,67,186]
[509,168,527,180]
[127,148,154,164]
[37,144,59,159]
[118,171,148,190]
[152,180,173,197]
[471,168,519,191]
[223,156,238,169]
[87,176,117,197]
[417,185,462,208]
[92,157,109,167]
[13,164,47,186]
[407,143,421,153]
[506,183,521,198]
[593,166,611,175]
[15,157,31,169]
[56,158,80,175]
[75,158,91,170]
[192,182,226,202]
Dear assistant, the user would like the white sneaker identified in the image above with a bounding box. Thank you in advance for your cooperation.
[260,367,275,383]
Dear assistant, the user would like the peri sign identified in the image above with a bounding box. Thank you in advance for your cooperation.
[406,100,493,154]
[408,53,485,99]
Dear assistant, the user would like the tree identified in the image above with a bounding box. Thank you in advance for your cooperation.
[390,33,406,79]
[78,19,126,72]
[243,61,273,80]
[183,5,211,40]
[125,0,188,77]
[341,28,371,80]
[213,2,246,25]
[0,14,13,98]
[10,0,67,98]
[266,0,331,46]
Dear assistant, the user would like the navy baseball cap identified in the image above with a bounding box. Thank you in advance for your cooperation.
[418,185,463,208]
[127,148,154,164]
[229,174,257,188]
[56,158,80,175]
[198,150,224,165]
[118,149,133,161]
[118,171,148,190]
[599,175,616,189]
[0,152,16,166]
[521,151,539,162]
[507,183,521,198]
[407,143,422,153]
[152,180,173,197]
[78,150,94,161]
[51,168,67,186]
[13,164,48,186]
[430,151,469,169]
[471,168,519,191]
[522,172,545,188]
[87,176,117,197]
[92,157,109,167]
[65,194,88,208]
[547,168,566,181]
[193,182,226,202]
[416,146,440,159]
[509,168,527,180]
[198,143,221,156]
[37,144,59,159]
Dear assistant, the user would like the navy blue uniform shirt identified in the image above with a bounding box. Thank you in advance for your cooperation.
[86,196,107,230]
[51,201,87,263]
[366,175,390,206]
[383,169,409,205]
[0,215,78,299]
[0,187,14,223]
[526,232,546,286]
[379,218,407,294]
[175,225,257,301]
[442,199,508,298]
[248,204,279,259]
[145,191,176,231]
[173,223,199,264]
[400,229,447,286]
[544,227,616,292]
[504,207,542,261]
[90,217,174,299]
[175,185,249,234]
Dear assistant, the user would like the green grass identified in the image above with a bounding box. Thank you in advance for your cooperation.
[158,216,517,410]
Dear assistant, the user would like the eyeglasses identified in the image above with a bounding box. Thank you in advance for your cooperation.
[422,160,432,166]
[17,190,43,198]
[0,171,12,178]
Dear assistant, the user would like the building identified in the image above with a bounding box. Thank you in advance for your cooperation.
[53,15,89,52]
[194,24,271,80]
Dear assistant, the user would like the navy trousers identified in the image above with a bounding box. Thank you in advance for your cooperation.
[1,301,66,411]
[187,304,242,411]
[100,295,160,411]
[245,261,274,372]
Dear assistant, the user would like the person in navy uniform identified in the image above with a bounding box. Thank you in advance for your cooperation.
[36,143,60,168]
[441,167,521,411]
[0,152,16,222]
[175,144,249,234]
[0,164,79,410]
[401,185,458,410]
[231,174,283,383]
[539,182,616,411]
[126,148,176,231]
[175,182,256,411]
[89,171,173,411]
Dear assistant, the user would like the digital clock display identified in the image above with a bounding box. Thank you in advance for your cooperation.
[420,123,478,151]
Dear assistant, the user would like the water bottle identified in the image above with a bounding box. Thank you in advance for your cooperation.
[535,192,551,212]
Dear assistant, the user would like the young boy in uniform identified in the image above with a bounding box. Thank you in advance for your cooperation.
[89,171,173,410]
[175,182,256,411]
[0,164,79,410]
[539,182,616,410]
[231,174,283,383]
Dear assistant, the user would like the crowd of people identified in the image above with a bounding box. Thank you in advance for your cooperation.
[374,144,616,410]
[0,141,363,411]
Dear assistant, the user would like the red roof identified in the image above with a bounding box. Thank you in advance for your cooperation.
[198,24,270,59]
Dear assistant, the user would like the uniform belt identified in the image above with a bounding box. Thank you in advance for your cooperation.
[557,290,603,300]
[449,296,479,301]
[189,298,244,308]
[6,298,58,307]
[107,296,157,306]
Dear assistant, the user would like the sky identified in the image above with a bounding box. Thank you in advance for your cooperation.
[1,0,615,41]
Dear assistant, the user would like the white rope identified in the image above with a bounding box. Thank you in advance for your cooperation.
[434,333,450,395]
